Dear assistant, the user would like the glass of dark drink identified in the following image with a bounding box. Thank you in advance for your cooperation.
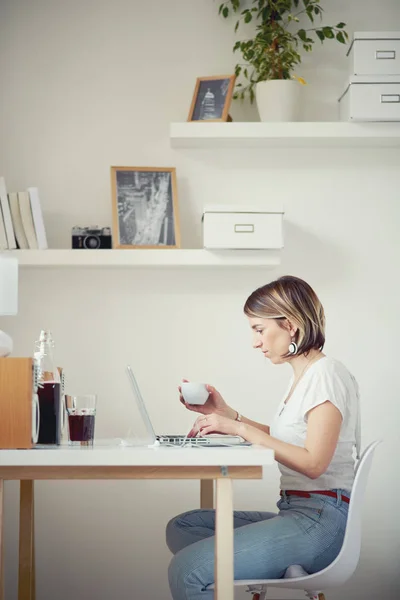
[65,395,97,446]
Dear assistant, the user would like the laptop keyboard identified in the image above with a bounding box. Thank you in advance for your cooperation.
[157,435,206,445]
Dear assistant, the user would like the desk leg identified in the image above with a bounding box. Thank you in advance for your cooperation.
[200,480,214,509]
[215,478,233,600]
[32,495,35,600]
[18,481,35,600]
[0,480,4,600]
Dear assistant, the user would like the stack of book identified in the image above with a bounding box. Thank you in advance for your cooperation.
[0,176,48,250]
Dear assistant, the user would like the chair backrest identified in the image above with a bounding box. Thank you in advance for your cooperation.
[314,440,382,587]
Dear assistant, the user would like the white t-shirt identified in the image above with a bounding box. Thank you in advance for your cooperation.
[269,356,360,492]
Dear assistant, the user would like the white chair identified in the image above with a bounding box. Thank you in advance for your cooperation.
[210,440,381,600]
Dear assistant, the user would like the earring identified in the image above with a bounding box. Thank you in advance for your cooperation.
[288,340,298,355]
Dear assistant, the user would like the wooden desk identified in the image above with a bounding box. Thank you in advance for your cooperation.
[0,445,273,600]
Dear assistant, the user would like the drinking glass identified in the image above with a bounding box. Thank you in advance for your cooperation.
[65,394,97,446]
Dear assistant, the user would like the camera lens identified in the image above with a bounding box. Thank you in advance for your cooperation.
[84,235,100,249]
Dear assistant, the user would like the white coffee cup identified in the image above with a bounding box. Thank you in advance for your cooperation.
[181,382,209,405]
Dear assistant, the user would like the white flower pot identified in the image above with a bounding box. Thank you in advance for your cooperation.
[255,80,301,122]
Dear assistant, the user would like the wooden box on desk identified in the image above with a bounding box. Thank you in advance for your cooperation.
[0,357,36,449]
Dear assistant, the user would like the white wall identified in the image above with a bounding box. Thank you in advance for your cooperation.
[1,0,399,598]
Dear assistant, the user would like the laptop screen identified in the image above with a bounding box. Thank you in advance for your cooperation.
[126,365,157,445]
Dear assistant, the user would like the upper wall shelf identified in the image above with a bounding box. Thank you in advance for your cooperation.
[7,249,280,268]
[170,122,400,149]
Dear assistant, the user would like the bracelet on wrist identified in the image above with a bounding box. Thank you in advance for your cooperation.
[235,411,242,422]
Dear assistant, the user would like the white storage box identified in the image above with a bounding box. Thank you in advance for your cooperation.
[202,205,284,250]
[347,32,400,76]
[339,76,400,121]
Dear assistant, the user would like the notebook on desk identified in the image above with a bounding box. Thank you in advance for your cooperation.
[126,366,250,447]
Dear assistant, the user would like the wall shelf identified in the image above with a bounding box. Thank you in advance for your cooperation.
[7,249,281,268]
[170,122,400,149]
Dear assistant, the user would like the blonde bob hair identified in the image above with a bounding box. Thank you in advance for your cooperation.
[243,275,325,357]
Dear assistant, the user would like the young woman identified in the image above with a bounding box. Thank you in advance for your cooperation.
[166,275,360,600]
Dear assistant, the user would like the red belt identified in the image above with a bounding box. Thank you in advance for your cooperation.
[280,489,350,504]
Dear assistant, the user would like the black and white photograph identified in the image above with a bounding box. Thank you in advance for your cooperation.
[188,75,235,122]
[111,167,180,249]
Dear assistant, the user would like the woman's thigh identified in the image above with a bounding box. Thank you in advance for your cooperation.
[166,508,277,555]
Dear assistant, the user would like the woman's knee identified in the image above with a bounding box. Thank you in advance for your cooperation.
[166,514,181,554]
[165,509,202,554]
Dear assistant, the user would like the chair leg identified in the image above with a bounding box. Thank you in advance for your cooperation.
[305,593,326,600]
[247,586,267,600]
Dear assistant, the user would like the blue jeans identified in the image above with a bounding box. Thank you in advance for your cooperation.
[166,490,349,600]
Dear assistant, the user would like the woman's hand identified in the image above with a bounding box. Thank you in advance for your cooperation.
[179,380,236,419]
[187,413,242,438]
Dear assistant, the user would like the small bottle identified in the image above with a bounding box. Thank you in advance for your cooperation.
[34,330,63,445]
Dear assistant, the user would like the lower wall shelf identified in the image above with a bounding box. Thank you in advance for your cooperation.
[7,249,281,268]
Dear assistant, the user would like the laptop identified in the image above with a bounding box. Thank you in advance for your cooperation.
[126,366,250,447]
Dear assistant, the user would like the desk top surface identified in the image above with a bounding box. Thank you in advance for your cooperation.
[0,444,274,467]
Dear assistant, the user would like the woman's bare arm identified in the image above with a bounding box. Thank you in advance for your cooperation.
[239,414,270,435]
[224,406,270,435]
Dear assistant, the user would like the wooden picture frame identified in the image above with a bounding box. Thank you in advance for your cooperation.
[187,75,236,122]
[111,166,180,249]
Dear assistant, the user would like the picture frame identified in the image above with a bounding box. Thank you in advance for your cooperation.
[111,166,180,249]
[187,75,236,122]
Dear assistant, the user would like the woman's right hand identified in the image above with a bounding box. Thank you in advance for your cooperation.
[178,379,236,420]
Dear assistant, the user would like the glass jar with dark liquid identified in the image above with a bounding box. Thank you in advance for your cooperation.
[34,330,63,445]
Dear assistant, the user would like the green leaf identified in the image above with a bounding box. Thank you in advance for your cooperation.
[323,27,334,39]
[235,20,239,32]
[244,11,252,23]
[260,7,271,20]
[233,40,241,51]
[297,29,307,43]
[222,6,229,18]
[218,4,224,16]
[314,6,320,14]
[336,22,346,28]
[316,30,324,42]
[336,31,345,44]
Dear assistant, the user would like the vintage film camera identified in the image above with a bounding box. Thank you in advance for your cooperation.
[72,226,112,249]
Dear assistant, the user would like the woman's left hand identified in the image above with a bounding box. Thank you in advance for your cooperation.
[187,413,241,438]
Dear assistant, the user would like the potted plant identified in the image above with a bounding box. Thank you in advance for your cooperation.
[218,0,349,121]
